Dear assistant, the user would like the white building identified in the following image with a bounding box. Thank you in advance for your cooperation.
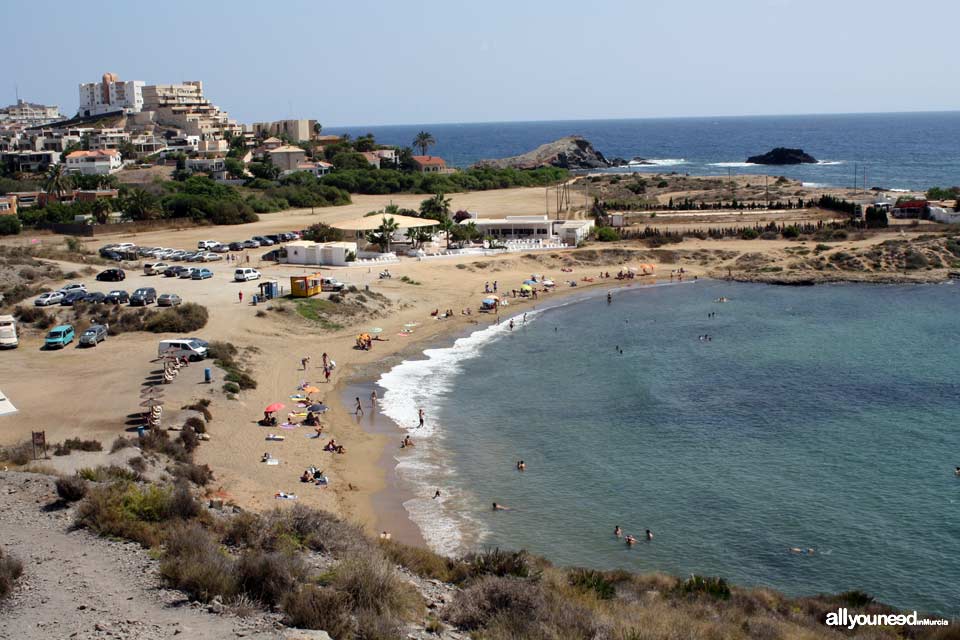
[79,73,145,117]
[186,156,227,179]
[64,149,123,175]
[0,100,62,126]
[554,219,595,245]
[459,214,594,247]
[288,161,332,178]
[283,241,357,267]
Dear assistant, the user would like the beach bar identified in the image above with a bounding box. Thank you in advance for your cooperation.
[290,272,324,298]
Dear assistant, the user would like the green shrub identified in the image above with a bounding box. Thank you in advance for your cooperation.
[236,551,305,606]
[53,438,103,456]
[594,226,620,242]
[222,382,240,394]
[0,546,24,600]
[0,215,22,236]
[282,585,357,636]
[740,228,759,240]
[160,522,237,602]
[78,465,141,483]
[55,476,88,502]
[464,548,541,579]
[568,567,616,600]
[675,575,731,600]
[143,303,208,333]
[74,483,164,547]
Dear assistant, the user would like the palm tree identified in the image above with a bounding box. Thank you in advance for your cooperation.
[44,163,71,201]
[123,188,159,220]
[91,198,112,224]
[419,193,451,221]
[438,216,454,250]
[412,131,436,157]
[367,216,400,253]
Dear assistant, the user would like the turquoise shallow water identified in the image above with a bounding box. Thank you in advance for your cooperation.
[379,281,960,616]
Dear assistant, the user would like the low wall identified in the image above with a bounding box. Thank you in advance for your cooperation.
[45,217,201,237]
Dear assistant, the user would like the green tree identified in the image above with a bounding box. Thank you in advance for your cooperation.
[172,153,191,181]
[331,151,373,171]
[412,131,436,156]
[123,188,160,220]
[118,141,137,162]
[44,163,72,201]
[91,198,112,224]
[303,222,343,242]
[248,158,280,181]
[354,134,376,152]
[419,193,451,221]
[365,216,400,252]
[224,158,246,179]
[313,122,323,137]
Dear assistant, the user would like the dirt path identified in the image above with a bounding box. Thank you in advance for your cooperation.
[0,472,283,640]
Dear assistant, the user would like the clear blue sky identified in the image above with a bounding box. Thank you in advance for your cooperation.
[6,0,958,126]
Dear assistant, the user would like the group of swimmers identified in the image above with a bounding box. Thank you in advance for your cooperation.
[615,525,653,546]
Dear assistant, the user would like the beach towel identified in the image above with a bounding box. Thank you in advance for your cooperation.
[289,394,307,400]
[398,332,411,337]
[266,459,280,466]
[266,434,285,441]
[280,423,298,430]
[296,403,308,408]
[274,492,297,500]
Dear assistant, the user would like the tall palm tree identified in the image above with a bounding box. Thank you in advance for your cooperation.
[44,163,71,201]
[412,131,436,157]
[419,192,451,221]
[369,216,400,253]
[123,188,159,220]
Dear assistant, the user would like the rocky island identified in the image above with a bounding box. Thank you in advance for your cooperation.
[475,135,618,170]
[747,147,818,165]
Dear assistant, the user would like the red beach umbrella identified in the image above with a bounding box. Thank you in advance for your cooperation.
[264,402,285,413]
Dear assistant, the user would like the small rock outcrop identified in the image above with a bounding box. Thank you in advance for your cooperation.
[746,147,818,165]
[475,136,615,170]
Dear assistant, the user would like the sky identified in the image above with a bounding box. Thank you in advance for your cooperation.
[4,0,959,127]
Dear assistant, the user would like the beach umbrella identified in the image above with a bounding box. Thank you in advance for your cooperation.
[523,279,537,286]
[140,399,164,407]
[403,322,418,329]
[482,297,498,305]
[302,386,320,394]
[520,284,533,292]
[140,387,164,396]
[264,402,285,413]
[308,403,328,413]
[369,327,383,334]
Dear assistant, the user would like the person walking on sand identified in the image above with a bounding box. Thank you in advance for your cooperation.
[324,366,331,383]
[433,489,441,499]
[238,291,243,304]
[371,390,378,407]
[301,356,310,370]
[493,280,498,293]
[355,397,364,416]
[418,408,425,429]
[322,352,329,369]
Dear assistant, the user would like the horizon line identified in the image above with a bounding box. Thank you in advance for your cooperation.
[321,108,960,130]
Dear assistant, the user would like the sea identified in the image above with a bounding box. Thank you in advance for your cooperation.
[327,111,960,192]
[375,280,960,616]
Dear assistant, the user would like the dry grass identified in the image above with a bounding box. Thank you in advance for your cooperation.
[54,475,88,502]
[379,539,470,583]
[0,545,24,600]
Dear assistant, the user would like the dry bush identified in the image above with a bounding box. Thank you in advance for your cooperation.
[282,585,357,637]
[379,539,470,584]
[0,546,24,600]
[169,482,201,519]
[464,547,543,579]
[223,511,264,548]
[178,428,199,453]
[128,456,147,474]
[183,416,206,435]
[235,550,305,607]
[78,465,141,483]
[160,522,237,603]
[55,475,88,502]
[0,442,33,466]
[169,462,214,486]
[259,505,373,556]
[181,398,212,422]
[53,438,103,456]
[444,575,548,633]
[355,609,403,640]
[139,429,189,463]
[332,552,422,619]
[142,302,208,333]
[110,435,135,453]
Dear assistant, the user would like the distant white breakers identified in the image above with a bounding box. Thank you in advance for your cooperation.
[459,213,594,246]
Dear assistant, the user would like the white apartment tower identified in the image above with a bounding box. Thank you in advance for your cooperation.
[78,72,145,117]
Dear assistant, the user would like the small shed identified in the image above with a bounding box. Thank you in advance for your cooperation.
[258,280,280,300]
[290,272,323,298]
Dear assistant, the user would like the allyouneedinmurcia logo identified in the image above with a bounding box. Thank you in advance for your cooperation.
[826,609,949,630]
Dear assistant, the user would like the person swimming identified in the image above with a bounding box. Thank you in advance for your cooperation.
[492,502,511,511]
[614,526,622,538]
[646,529,654,541]
[625,535,636,546]
[955,466,960,477]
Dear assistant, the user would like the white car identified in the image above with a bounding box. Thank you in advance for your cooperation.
[200,252,222,262]
[59,283,87,294]
[234,268,261,282]
[198,240,220,250]
[115,242,136,251]
[35,291,64,306]
[144,262,169,275]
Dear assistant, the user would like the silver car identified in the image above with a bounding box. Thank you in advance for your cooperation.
[79,324,108,346]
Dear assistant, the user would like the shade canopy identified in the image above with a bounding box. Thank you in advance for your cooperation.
[308,404,329,413]
[264,402,285,413]
[330,214,438,232]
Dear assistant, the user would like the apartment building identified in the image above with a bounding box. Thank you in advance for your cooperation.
[0,100,62,126]
[142,81,241,138]
[251,119,318,142]
[64,149,123,175]
[79,73,145,116]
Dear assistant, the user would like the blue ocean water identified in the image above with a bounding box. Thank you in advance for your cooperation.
[378,281,960,616]
[328,112,960,191]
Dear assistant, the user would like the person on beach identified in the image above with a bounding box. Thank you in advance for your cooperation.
[371,390,378,407]
[418,408,425,428]
[301,356,310,371]
[401,435,413,448]
[355,397,364,416]
[614,526,622,538]
[238,291,243,304]
[607,292,612,304]
[433,489,441,499]
[955,466,960,476]
[509,319,514,331]
[646,529,654,541]
[322,352,329,369]
[493,281,498,293]
[324,366,332,383]
[492,502,510,511]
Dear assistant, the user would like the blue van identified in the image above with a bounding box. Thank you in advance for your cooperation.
[44,324,75,349]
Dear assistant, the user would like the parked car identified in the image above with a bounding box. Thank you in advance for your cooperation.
[321,277,345,292]
[179,267,198,279]
[278,232,296,242]
[200,252,222,262]
[243,239,260,248]
[83,291,106,304]
[185,252,205,262]
[157,293,182,307]
[115,243,135,251]
[101,250,123,261]
[264,234,281,244]
[191,268,213,280]
[197,240,220,250]
[130,287,157,306]
[104,290,129,304]
[164,265,188,277]
[234,268,261,282]
[60,290,88,306]
[157,338,207,360]
[35,291,64,306]
[97,268,126,281]
[252,236,274,246]
[144,263,169,275]
[228,241,245,251]
[59,283,87,295]
[79,324,108,346]
[186,337,209,349]
[0,315,18,348]
[44,324,75,349]
[99,244,119,254]
[169,250,189,261]
[209,243,229,253]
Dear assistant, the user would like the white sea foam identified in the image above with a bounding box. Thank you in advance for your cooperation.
[816,160,844,166]
[631,158,687,167]
[802,182,826,188]
[377,310,543,555]
[709,162,756,168]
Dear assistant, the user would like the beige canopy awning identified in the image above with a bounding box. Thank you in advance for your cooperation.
[330,214,439,231]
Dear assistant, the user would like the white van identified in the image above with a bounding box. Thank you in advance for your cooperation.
[158,338,208,360]
[321,277,345,292]
[0,315,18,348]
[234,268,261,282]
